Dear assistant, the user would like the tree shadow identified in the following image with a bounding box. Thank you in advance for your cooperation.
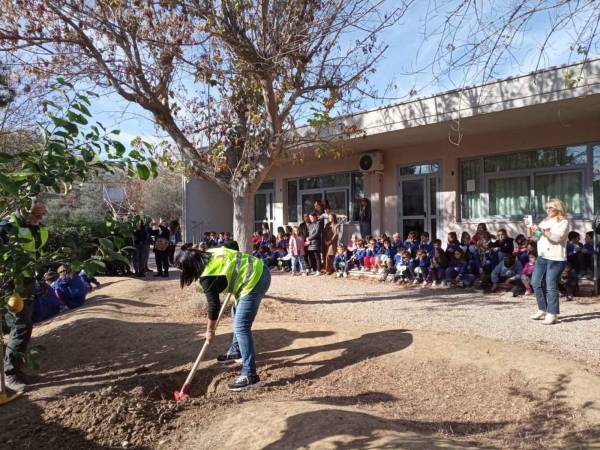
[266,290,522,311]
[26,320,334,401]
[262,405,504,450]
[504,373,600,449]
[559,311,600,323]
[0,395,116,450]
[263,329,412,387]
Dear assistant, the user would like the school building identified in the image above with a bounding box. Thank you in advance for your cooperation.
[183,59,600,242]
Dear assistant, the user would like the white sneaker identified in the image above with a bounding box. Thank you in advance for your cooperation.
[302,272,308,276]
[412,279,419,285]
[542,313,558,325]
[336,272,342,278]
[343,272,348,278]
[530,310,546,320]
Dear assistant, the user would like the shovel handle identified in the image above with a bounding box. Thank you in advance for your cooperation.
[180,292,234,389]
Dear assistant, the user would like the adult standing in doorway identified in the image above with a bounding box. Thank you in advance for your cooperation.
[529,198,569,325]
[306,212,323,275]
[356,197,372,239]
[324,213,339,274]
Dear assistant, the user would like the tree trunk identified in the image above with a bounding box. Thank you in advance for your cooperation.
[232,191,255,253]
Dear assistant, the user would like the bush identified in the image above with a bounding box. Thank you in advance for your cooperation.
[46,215,138,276]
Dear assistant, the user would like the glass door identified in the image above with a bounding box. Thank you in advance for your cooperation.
[324,189,348,221]
[255,189,274,232]
[398,173,439,239]
[400,177,426,238]
[301,191,324,216]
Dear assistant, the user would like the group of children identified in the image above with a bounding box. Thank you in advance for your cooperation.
[32,265,100,323]
[251,221,595,300]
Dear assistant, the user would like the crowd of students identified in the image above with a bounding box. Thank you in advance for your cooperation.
[31,265,100,323]
[247,210,594,301]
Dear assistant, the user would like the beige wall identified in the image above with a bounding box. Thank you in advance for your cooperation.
[268,116,600,240]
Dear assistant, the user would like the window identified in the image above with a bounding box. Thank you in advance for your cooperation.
[460,159,481,220]
[286,171,363,223]
[488,176,530,216]
[461,144,591,220]
[399,163,439,176]
[287,180,298,222]
[535,172,583,215]
[593,145,600,215]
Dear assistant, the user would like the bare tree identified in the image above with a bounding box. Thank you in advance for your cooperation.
[0,0,411,250]
[415,0,600,87]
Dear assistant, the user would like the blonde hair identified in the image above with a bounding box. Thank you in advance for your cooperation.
[546,198,566,220]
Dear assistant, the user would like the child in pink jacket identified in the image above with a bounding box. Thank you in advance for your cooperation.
[520,253,537,295]
[289,226,308,275]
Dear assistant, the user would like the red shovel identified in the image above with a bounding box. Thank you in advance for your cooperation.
[174,292,233,401]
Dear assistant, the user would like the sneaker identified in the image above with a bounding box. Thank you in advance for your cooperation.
[566,295,574,302]
[336,272,342,278]
[412,279,419,285]
[524,288,533,296]
[227,374,262,392]
[4,374,27,392]
[530,310,546,320]
[302,272,308,276]
[542,313,558,325]
[314,272,321,276]
[343,272,348,278]
[216,352,242,364]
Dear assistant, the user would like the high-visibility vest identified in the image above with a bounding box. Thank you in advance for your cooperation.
[201,247,264,301]
[11,215,49,253]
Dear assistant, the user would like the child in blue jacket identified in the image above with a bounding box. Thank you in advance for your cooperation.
[333,244,350,278]
[444,248,475,288]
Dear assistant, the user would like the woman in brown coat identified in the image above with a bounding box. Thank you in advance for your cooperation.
[324,213,339,274]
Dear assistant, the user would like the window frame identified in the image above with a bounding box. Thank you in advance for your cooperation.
[459,144,593,222]
[284,171,363,224]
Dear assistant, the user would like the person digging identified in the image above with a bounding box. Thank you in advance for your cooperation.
[177,244,271,392]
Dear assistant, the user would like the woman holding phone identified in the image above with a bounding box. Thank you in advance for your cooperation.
[529,198,569,325]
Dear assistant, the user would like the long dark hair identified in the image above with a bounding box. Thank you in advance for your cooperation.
[176,245,212,288]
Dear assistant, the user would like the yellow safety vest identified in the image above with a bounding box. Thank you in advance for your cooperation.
[201,247,264,301]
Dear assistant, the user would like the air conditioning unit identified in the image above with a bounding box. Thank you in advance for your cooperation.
[359,151,384,173]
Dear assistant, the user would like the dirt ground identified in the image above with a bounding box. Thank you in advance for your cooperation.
[1,272,599,450]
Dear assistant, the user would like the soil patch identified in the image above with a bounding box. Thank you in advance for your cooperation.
[1,275,598,450]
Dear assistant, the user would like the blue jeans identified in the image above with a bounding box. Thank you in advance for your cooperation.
[227,267,271,376]
[532,257,566,315]
[290,255,307,273]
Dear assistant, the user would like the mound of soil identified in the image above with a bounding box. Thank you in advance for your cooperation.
[43,384,182,448]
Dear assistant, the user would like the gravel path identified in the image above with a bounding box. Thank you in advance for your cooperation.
[264,272,600,373]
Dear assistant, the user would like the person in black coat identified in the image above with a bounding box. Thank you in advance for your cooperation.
[355,197,372,239]
[133,219,148,277]
[150,220,171,277]
[306,212,323,275]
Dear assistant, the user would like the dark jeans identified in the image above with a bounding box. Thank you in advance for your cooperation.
[4,297,33,375]
[532,257,566,315]
[307,250,321,272]
[154,250,170,275]
[168,244,177,265]
[133,243,145,275]
[359,221,371,239]
[227,268,271,377]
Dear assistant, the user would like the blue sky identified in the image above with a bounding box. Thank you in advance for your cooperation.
[88,1,597,147]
